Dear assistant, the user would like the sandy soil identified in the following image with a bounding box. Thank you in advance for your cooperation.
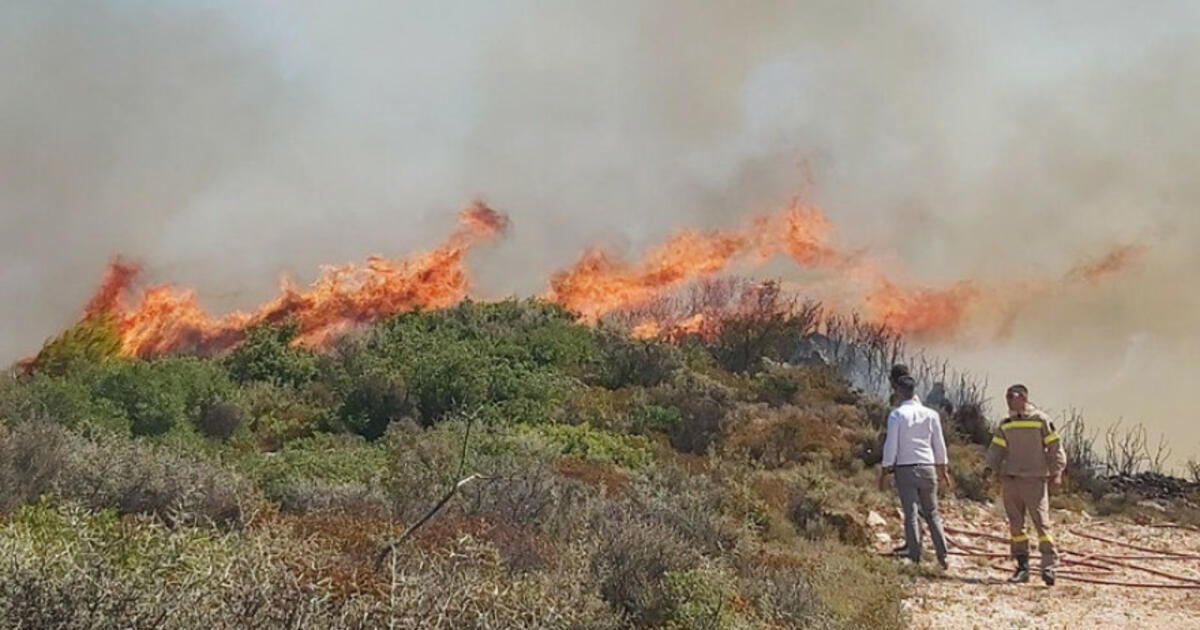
[870,499,1200,629]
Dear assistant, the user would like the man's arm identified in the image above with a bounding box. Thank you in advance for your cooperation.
[1042,416,1067,486]
[881,409,900,471]
[878,409,900,490]
[931,411,953,491]
[983,422,1007,476]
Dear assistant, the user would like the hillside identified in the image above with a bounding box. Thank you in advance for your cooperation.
[2,297,1198,629]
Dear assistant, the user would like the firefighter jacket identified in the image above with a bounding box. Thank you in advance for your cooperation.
[985,408,1066,479]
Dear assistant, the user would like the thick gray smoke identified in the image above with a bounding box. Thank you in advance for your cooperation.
[2,1,1198,460]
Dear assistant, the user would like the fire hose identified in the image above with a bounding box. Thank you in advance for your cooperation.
[932,526,1200,590]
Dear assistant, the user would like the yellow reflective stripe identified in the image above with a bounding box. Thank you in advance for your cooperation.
[1043,433,1060,445]
[991,435,1008,448]
[1011,534,1029,543]
[1003,420,1044,430]
[1039,534,1055,543]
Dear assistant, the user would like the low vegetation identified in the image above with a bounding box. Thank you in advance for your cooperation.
[1,292,1194,628]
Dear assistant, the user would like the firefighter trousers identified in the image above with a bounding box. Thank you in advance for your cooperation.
[1002,476,1058,568]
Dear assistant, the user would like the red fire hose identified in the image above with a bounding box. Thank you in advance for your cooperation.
[917,526,1200,590]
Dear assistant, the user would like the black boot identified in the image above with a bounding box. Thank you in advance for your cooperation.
[1008,555,1030,584]
[1042,565,1056,586]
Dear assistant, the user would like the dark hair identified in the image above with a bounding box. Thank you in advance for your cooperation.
[889,364,911,385]
[894,374,917,398]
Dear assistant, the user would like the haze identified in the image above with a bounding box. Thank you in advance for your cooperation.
[2,1,1197,461]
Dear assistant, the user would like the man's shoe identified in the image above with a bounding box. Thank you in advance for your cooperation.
[1042,567,1056,586]
[1008,566,1030,583]
[890,544,909,557]
[937,557,949,571]
[1008,555,1031,584]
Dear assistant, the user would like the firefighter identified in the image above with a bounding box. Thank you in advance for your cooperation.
[983,384,1067,585]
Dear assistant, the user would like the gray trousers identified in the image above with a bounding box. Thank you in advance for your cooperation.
[895,465,948,562]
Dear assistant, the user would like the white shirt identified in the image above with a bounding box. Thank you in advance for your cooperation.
[882,398,948,468]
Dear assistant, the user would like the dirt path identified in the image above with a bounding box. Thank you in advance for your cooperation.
[871,499,1200,629]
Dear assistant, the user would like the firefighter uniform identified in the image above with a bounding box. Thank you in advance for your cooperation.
[984,407,1066,569]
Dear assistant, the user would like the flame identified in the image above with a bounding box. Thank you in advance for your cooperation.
[547,230,751,321]
[547,200,841,321]
[1068,244,1146,284]
[864,280,982,336]
[84,202,507,357]
[556,200,1143,340]
[50,194,1144,361]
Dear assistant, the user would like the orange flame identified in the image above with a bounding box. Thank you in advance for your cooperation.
[85,202,507,357]
[54,194,1144,360]
[1068,244,1146,284]
[554,200,1143,340]
[547,200,841,321]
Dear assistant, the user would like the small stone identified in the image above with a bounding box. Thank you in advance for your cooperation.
[875,532,893,545]
[867,510,888,528]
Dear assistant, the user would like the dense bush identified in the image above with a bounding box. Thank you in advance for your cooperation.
[653,371,737,454]
[223,321,319,388]
[593,330,682,389]
[0,422,69,512]
[1,298,931,627]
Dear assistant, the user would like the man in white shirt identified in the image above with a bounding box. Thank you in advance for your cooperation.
[878,374,952,568]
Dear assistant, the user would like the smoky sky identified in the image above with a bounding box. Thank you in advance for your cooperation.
[3,1,1198,460]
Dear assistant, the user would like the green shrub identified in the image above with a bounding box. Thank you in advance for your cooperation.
[236,433,387,504]
[753,363,860,408]
[223,321,318,388]
[527,423,652,469]
[653,371,736,455]
[663,566,738,629]
[92,357,234,437]
[197,401,244,440]
[0,371,128,434]
[319,339,416,439]
[593,330,682,389]
[235,381,333,449]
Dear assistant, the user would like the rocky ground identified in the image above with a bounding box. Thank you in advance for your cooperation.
[871,498,1200,629]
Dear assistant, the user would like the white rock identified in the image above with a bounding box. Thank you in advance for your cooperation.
[867,510,888,528]
[875,532,893,545]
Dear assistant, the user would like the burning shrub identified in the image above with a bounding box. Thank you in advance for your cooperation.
[705,283,819,374]
[28,313,122,377]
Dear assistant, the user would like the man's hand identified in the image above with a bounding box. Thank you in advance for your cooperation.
[1049,473,1063,491]
[937,466,955,495]
[878,469,890,492]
